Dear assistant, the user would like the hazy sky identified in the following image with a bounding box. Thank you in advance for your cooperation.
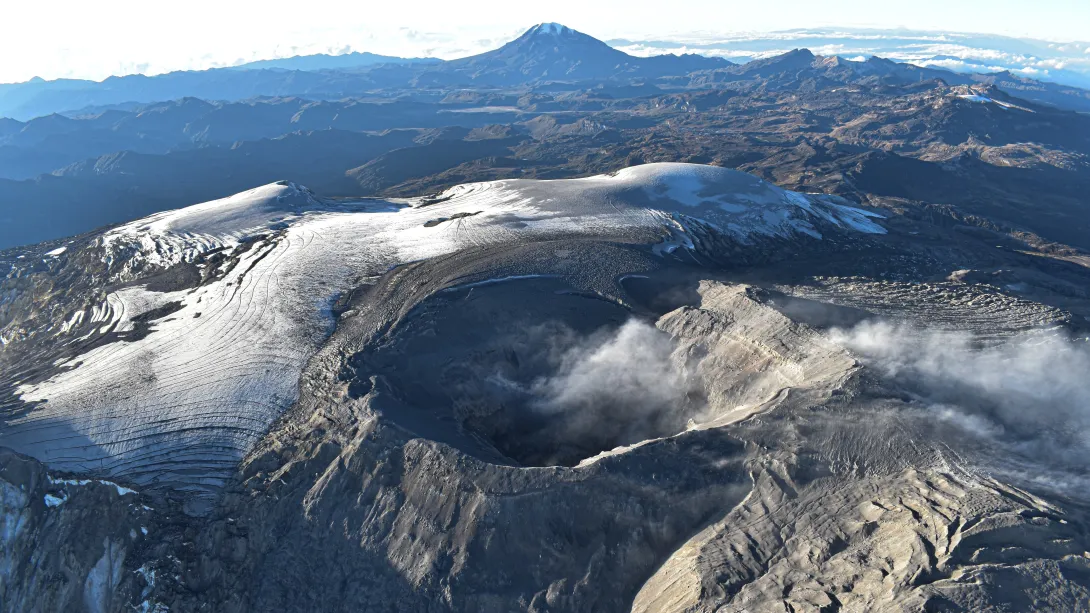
[3,0,1087,83]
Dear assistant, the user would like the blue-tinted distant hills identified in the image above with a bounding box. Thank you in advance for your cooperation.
[230,51,440,71]
[0,24,730,120]
[0,69,391,121]
[609,28,1090,90]
[2,24,1089,122]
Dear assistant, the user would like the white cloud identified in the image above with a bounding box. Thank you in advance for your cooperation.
[831,321,1090,473]
[617,29,1090,88]
[2,1,1089,83]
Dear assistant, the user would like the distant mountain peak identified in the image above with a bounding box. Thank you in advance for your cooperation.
[503,22,609,52]
[510,22,596,47]
[440,22,727,85]
[529,23,573,37]
[457,22,624,68]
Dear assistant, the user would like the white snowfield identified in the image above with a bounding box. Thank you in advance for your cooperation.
[956,93,1034,112]
[8,164,884,504]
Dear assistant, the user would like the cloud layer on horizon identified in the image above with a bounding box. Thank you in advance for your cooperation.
[612,28,1090,88]
[4,25,1089,91]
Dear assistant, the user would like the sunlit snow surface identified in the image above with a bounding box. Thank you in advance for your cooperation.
[9,164,884,503]
[956,93,1034,112]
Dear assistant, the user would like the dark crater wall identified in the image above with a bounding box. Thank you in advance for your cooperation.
[351,275,701,467]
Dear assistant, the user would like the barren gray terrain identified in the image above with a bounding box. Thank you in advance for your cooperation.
[2,160,1090,612]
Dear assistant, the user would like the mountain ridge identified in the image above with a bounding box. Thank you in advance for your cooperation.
[230,50,441,72]
[4,23,1088,121]
[438,22,730,84]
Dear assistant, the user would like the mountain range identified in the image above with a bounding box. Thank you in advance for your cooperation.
[611,27,1090,90]
[2,23,1089,121]
[5,21,1090,613]
[230,51,440,71]
[1,24,1090,252]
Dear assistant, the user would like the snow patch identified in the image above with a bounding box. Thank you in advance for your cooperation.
[44,493,67,507]
[533,23,570,36]
[48,476,137,497]
[440,274,561,293]
[98,181,320,279]
[957,93,1034,112]
[134,563,167,612]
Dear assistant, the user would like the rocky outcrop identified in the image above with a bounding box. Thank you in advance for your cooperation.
[634,465,1090,612]
[658,282,858,427]
[0,449,153,613]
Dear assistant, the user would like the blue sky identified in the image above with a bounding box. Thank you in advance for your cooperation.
[2,0,1088,83]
